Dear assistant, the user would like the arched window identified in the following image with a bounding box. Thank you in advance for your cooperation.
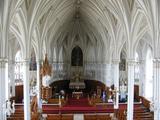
[14,50,23,85]
[145,47,153,100]
[71,46,83,66]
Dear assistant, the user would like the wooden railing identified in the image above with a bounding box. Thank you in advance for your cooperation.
[88,97,103,106]
[115,109,126,120]
[47,114,73,120]
[48,98,66,106]
[84,114,111,120]
[47,114,111,120]
[114,102,154,120]
[139,96,150,109]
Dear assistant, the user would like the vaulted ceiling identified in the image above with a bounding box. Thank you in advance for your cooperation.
[0,0,159,61]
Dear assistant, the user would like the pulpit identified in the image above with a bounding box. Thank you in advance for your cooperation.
[41,87,52,100]
[40,54,52,101]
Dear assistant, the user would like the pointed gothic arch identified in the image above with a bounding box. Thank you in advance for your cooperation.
[71,46,83,66]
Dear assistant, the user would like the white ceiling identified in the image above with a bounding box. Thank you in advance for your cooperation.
[0,0,159,61]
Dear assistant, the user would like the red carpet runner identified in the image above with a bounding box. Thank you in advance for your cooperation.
[14,102,145,114]
[65,98,91,107]
[43,98,114,114]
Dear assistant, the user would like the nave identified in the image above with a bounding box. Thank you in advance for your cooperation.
[7,77,154,120]
[7,99,153,120]
[1,0,160,120]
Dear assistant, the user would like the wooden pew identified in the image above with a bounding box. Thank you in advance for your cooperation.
[47,114,61,120]
[139,96,150,110]
[84,114,97,120]
[84,114,111,120]
[115,110,126,120]
[7,117,24,120]
[96,114,111,120]
[61,114,73,120]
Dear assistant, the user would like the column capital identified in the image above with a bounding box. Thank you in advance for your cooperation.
[8,60,15,64]
[153,59,160,68]
[0,58,8,68]
[36,60,43,64]
[112,59,120,64]
[19,59,30,66]
[139,59,145,64]
[0,58,8,63]
[127,59,136,66]
[153,58,160,63]
[22,59,30,62]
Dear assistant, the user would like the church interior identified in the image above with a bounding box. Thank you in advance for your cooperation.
[0,0,160,120]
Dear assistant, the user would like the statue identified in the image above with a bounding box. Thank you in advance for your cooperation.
[40,54,52,100]
[11,100,15,114]
[42,75,51,87]
[120,83,127,101]
[102,91,106,102]
[40,54,52,87]
[108,95,113,103]
[6,100,12,116]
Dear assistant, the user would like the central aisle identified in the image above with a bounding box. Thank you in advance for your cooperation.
[74,114,84,120]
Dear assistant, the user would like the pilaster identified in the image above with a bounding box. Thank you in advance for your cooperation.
[0,58,8,120]
[22,59,31,120]
[36,60,41,110]
[153,58,160,120]
[127,59,136,120]
[104,63,112,87]
[139,60,146,96]
[112,60,120,109]
[8,60,15,97]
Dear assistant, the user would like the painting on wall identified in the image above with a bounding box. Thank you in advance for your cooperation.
[119,59,126,71]
[29,51,37,71]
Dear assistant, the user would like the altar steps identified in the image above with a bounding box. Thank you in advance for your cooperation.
[65,98,90,107]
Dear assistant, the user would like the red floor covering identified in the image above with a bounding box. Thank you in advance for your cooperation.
[42,98,114,114]
[15,99,143,114]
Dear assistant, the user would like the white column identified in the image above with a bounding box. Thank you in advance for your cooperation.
[0,58,8,120]
[12,62,15,96]
[112,60,120,109]
[153,59,160,120]
[158,60,160,120]
[5,61,9,100]
[8,60,15,97]
[127,60,135,120]
[22,60,31,120]
[104,63,112,87]
[36,60,41,109]
[139,60,145,96]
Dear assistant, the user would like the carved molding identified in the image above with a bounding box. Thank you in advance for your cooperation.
[126,59,136,66]
[112,59,120,64]
[0,58,8,68]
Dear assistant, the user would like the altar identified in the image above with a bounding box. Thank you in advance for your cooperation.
[69,72,85,90]
[72,91,83,99]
